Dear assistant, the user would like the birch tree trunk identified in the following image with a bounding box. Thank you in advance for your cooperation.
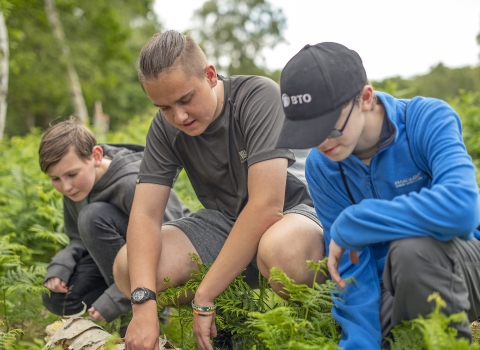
[44,0,88,124]
[93,100,109,140]
[0,10,9,141]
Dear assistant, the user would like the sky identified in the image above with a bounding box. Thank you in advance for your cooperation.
[153,0,480,81]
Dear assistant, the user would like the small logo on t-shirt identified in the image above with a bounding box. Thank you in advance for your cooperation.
[239,150,248,163]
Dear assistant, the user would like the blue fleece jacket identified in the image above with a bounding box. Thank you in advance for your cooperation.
[305,92,480,349]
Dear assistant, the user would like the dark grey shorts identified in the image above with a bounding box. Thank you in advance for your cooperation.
[164,203,322,287]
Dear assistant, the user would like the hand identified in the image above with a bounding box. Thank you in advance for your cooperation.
[88,306,106,321]
[124,301,159,350]
[44,277,68,293]
[193,299,217,350]
[327,240,358,290]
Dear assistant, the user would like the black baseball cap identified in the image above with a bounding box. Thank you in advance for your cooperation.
[276,42,367,149]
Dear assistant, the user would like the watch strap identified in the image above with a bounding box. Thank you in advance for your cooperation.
[131,287,157,304]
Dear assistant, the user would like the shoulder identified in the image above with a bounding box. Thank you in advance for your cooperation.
[100,144,144,158]
[229,75,280,99]
[100,145,143,171]
[408,96,457,117]
[407,96,462,134]
[376,92,460,133]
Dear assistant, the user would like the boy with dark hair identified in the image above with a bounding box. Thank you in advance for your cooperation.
[276,42,480,349]
[39,118,189,322]
[113,30,326,350]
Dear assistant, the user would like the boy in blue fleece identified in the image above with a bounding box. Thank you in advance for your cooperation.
[276,42,480,349]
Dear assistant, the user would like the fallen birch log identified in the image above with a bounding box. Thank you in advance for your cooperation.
[43,316,177,350]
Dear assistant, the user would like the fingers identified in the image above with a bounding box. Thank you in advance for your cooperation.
[210,320,217,338]
[349,250,359,265]
[193,313,215,350]
[328,256,346,290]
[58,280,67,292]
[327,240,346,290]
[44,277,68,293]
[124,334,159,350]
[124,314,160,350]
[88,307,106,321]
[329,250,361,290]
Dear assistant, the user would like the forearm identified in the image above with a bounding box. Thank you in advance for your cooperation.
[332,181,479,251]
[45,240,87,283]
[194,202,283,304]
[126,183,171,295]
[127,213,162,293]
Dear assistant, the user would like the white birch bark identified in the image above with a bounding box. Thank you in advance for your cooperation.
[0,10,9,140]
[44,0,88,124]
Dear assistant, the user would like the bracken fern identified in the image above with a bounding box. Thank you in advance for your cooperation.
[388,292,480,350]
[158,257,341,350]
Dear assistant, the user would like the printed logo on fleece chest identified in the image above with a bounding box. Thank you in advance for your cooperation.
[394,172,425,188]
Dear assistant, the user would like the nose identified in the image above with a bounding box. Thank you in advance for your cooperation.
[316,139,329,152]
[173,108,188,124]
[62,179,73,193]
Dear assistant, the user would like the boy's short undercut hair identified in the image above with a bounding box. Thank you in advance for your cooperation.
[138,30,208,85]
[39,118,97,173]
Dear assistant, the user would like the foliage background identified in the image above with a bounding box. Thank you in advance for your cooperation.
[4,0,160,135]
[0,0,480,348]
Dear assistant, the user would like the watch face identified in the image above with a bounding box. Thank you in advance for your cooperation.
[131,287,155,304]
[132,289,146,301]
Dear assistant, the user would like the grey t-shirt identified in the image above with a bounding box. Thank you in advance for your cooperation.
[139,75,312,221]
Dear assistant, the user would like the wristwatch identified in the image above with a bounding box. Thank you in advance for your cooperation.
[131,287,156,304]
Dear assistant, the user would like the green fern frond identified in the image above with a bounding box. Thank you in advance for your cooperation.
[388,321,426,350]
[1,265,46,295]
[0,235,28,255]
[388,292,480,350]
[158,258,342,349]
[29,224,69,246]
[0,328,24,349]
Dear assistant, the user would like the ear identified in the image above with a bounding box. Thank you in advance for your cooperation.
[92,145,103,168]
[204,64,218,88]
[359,85,375,112]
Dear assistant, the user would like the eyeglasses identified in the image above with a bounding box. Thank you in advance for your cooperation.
[327,97,359,139]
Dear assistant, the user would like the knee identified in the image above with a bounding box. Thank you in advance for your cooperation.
[257,222,325,285]
[386,237,434,287]
[77,202,107,238]
[78,202,125,238]
[389,237,428,269]
[258,237,297,269]
[42,292,64,315]
[258,222,324,267]
[257,232,292,273]
[113,245,130,297]
[42,292,83,316]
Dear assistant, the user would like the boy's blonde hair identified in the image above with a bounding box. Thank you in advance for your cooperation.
[39,118,97,173]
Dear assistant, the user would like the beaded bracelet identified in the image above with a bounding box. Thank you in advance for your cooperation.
[191,300,217,312]
[193,309,215,317]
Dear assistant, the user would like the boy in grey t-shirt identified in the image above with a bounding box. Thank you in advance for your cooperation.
[113,30,325,350]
